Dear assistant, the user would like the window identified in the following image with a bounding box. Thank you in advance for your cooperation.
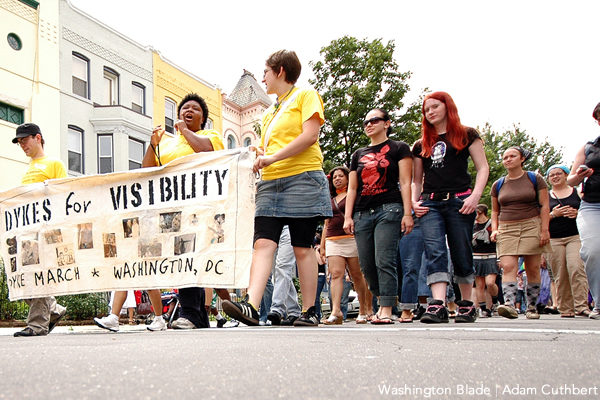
[98,134,113,173]
[131,82,145,114]
[243,137,252,147]
[72,53,89,99]
[205,118,214,130]
[102,67,119,106]
[128,138,144,170]
[0,101,24,125]
[227,135,237,149]
[164,98,176,134]
[67,126,83,173]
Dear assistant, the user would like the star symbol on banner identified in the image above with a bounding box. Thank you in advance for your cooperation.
[91,268,100,277]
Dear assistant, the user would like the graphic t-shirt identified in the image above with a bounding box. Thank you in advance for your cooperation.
[472,220,496,254]
[260,88,325,180]
[21,156,67,185]
[350,139,412,211]
[156,129,224,165]
[412,127,480,193]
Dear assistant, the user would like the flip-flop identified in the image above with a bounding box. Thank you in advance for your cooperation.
[400,317,413,323]
[561,313,575,318]
[370,316,395,325]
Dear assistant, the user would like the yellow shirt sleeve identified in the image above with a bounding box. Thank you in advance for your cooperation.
[157,129,224,165]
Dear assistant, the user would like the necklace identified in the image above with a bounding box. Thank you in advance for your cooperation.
[273,86,295,114]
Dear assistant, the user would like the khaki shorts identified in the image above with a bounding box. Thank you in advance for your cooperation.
[497,216,552,257]
[325,237,359,258]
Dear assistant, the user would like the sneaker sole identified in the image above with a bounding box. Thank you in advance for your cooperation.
[94,319,119,332]
[293,321,319,327]
[222,301,259,326]
[147,326,167,331]
[455,316,477,323]
[420,313,449,324]
[267,313,282,326]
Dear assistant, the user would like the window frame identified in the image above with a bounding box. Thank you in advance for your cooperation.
[97,134,114,174]
[102,67,120,106]
[0,101,24,125]
[131,82,145,114]
[67,125,84,174]
[164,97,177,135]
[128,137,145,170]
[72,52,90,99]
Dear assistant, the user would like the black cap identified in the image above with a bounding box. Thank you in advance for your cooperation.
[13,123,42,143]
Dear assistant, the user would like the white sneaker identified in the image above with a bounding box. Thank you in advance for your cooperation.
[94,314,119,332]
[147,315,167,331]
[171,317,196,329]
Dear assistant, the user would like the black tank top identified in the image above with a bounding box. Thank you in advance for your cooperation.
[583,136,600,203]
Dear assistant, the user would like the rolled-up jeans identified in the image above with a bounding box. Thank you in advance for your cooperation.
[269,226,301,318]
[577,200,600,312]
[419,195,476,285]
[353,202,402,307]
[398,218,423,310]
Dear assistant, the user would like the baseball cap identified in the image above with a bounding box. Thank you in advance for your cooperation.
[13,123,42,143]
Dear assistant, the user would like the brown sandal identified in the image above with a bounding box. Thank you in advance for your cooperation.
[323,314,343,325]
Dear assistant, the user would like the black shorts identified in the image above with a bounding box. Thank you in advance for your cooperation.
[254,216,321,248]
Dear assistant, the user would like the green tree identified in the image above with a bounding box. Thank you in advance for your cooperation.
[471,123,564,207]
[309,36,422,169]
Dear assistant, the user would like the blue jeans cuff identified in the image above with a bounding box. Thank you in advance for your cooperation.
[379,296,398,307]
[399,302,417,310]
[454,273,475,285]
[427,272,450,285]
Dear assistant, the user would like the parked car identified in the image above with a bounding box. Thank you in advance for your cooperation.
[319,290,360,317]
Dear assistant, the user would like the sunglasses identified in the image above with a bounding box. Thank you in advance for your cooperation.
[363,117,386,127]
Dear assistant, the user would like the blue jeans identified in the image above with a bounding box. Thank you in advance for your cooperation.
[259,275,273,323]
[353,202,402,307]
[419,196,476,285]
[577,200,600,312]
[398,219,423,310]
[315,274,327,320]
[269,226,301,318]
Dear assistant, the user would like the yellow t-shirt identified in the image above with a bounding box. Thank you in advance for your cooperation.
[260,88,325,180]
[21,156,67,185]
[156,129,224,165]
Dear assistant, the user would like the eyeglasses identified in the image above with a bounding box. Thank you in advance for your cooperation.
[263,68,273,77]
[16,135,34,145]
[363,117,385,127]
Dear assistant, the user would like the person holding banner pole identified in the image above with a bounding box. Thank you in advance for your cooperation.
[94,93,223,332]
[222,49,332,326]
[12,123,67,337]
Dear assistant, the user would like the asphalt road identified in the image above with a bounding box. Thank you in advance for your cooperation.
[1,315,599,400]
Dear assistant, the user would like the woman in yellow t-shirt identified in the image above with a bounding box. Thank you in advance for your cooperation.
[94,93,223,332]
[222,50,332,326]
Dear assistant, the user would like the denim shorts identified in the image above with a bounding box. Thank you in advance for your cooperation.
[255,170,333,218]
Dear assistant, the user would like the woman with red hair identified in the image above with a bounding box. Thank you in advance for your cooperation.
[412,92,489,324]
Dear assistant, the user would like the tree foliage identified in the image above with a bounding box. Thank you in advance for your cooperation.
[309,36,422,170]
[471,123,564,207]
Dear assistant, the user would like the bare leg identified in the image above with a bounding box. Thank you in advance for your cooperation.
[327,256,346,317]
[247,239,278,307]
[346,257,373,316]
[147,289,163,316]
[294,246,317,309]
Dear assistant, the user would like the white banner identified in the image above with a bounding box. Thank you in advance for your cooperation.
[1,148,255,300]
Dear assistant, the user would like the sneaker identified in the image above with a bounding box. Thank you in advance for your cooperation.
[48,305,67,333]
[280,315,299,326]
[420,300,449,324]
[293,306,319,327]
[267,310,283,326]
[14,327,45,337]
[226,319,240,328]
[94,314,120,332]
[148,315,168,331]
[480,309,492,318]
[413,305,426,321]
[491,303,499,316]
[455,300,478,323]
[216,318,227,328]
[221,295,260,326]
[589,310,600,320]
[525,307,540,320]
[497,304,519,319]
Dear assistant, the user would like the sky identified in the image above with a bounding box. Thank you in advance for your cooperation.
[68,0,600,164]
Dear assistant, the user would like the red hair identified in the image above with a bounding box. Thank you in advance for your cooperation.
[420,91,468,157]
